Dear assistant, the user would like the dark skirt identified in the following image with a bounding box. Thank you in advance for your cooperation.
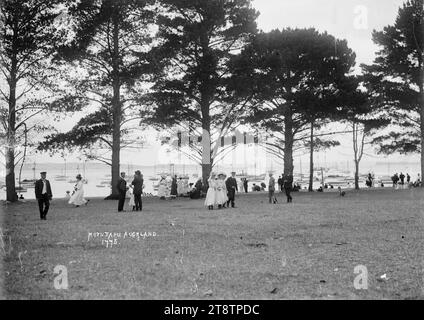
[171,181,178,196]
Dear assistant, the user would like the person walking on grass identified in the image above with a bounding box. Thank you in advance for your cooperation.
[157,175,167,199]
[284,174,293,203]
[170,175,178,199]
[226,171,238,208]
[117,172,129,212]
[392,173,399,189]
[399,172,405,189]
[277,176,283,192]
[132,170,143,211]
[35,171,52,220]
[68,174,89,207]
[268,173,277,204]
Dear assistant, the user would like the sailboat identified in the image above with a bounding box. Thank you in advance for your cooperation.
[55,159,68,181]
[149,162,160,181]
[21,161,37,187]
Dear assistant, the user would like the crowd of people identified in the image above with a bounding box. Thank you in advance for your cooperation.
[390,172,421,188]
[32,167,421,219]
[365,172,422,188]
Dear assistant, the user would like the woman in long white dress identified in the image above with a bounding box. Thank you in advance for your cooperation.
[157,176,167,199]
[205,173,216,210]
[215,173,228,208]
[68,174,88,207]
[177,177,185,196]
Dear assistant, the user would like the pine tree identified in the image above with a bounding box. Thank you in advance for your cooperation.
[362,0,424,183]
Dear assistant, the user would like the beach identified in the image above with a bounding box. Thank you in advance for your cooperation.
[1,188,423,299]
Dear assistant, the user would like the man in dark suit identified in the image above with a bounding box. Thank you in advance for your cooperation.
[132,171,144,211]
[277,176,283,192]
[117,172,128,212]
[243,178,248,193]
[226,172,238,208]
[35,172,52,220]
[284,174,293,203]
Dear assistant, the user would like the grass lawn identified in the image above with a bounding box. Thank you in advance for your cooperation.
[1,188,424,300]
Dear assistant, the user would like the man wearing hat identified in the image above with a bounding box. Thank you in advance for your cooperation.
[35,172,53,220]
[226,171,238,208]
[117,172,129,212]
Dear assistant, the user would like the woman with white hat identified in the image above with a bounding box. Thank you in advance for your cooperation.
[157,175,167,200]
[205,172,217,210]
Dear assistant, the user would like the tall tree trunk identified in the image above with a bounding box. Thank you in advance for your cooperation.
[420,58,424,187]
[354,160,360,190]
[352,122,362,190]
[308,121,314,192]
[283,107,294,178]
[108,13,121,199]
[6,72,17,202]
[199,31,213,193]
[201,102,212,192]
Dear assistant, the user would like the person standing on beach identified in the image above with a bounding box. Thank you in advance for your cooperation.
[117,172,128,212]
[132,171,143,211]
[268,173,277,204]
[35,172,53,220]
[226,171,238,208]
[284,174,293,203]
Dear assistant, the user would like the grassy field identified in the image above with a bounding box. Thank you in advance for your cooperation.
[1,188,424,300]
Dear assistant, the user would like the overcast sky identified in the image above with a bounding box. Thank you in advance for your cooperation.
[35,0,419,170]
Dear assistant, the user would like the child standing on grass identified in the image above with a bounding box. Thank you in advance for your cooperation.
[128,186,135,211]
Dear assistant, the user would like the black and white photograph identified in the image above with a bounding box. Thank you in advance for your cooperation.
[0,0,423,304]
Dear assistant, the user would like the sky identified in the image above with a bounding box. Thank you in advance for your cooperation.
[32,0,420,171]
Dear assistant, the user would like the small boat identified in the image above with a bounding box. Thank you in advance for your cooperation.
[96,185,106,188]
[16,186,27,193]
